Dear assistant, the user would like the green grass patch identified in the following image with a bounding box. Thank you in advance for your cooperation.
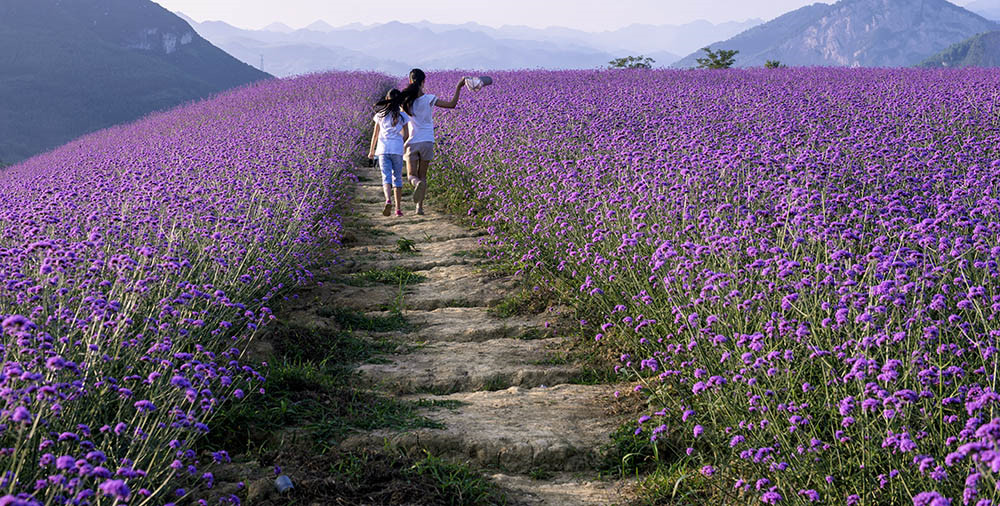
[354,223,394,237]
[631,463,723,505]
[597,423,729,506]
[411,383,464,396]
[319,307,412,333]
[268,320,393,364]
[351,266,427,286]
[600,422,666,477]
[565,364,618,385]
[413,398,466,411]
[266,448,506,505]
[396,237,418,253]
[490,289,550,318]
[409,452,508,505]
[204,322,434,455]
[481,375,510,392]
[439,298,479,308]
[527,468,554,481]
[511,327,548,340]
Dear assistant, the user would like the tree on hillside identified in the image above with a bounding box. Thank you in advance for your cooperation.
[608,55,655,69]
[696,47,739,69]
[765,60,787,68]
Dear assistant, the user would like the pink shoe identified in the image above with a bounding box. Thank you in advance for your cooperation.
[395,209,404,217]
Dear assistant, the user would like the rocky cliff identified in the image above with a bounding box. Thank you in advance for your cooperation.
[673,0,998,68]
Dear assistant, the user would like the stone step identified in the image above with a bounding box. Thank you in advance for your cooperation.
[346,218,485,247]
[285,264,515,318]
[379,220,486,243]
[358,337,579,394]
[406,264,512,310]
[340,384,621,473]
[337,237,488,272]
[492,472,634,506]
[365,307,546,343]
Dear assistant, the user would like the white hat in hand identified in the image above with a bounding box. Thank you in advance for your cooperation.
[464,76,493,91]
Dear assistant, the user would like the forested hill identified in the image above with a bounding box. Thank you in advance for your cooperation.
[0,0,271,165]
[919,30,1000,68]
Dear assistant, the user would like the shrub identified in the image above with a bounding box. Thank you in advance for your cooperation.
[696,47,739,69]
[609,55,656,69]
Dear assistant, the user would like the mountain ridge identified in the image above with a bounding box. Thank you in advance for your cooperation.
[181,18,768,77]
[0,0,270,164]
[672,0,998,67]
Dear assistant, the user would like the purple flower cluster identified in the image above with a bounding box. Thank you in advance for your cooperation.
[432,68,1000,503]
[1,72,386,503]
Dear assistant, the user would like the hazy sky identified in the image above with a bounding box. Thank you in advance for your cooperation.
[156,0,976,31]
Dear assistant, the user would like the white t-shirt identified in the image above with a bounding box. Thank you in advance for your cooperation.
[406,94,437,145]
[373,110,410,155]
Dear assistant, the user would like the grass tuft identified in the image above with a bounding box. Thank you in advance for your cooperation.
[396,237,418,253]
[409,452,508,506]
[490,289,550,318]
[351,266,427,286]
[319,307,412,333]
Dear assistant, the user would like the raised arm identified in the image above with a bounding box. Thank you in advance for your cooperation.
[368,123,380,159]
[434,78,467,109]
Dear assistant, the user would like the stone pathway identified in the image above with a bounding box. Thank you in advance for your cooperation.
[288,170,633,505]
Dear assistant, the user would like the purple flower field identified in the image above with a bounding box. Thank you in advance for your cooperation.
[432,68,1000,504]
[0,72,384,504]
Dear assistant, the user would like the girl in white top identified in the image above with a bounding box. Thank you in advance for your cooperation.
[368,89,410,217]
[399,68,468,215]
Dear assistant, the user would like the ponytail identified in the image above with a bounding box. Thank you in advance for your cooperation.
[400,68,426,115]
[374,89,404,125]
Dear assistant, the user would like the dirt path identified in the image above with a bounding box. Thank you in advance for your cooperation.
[287,170,634,504]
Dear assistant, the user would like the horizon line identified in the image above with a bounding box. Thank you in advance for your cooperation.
[177,13,770,34]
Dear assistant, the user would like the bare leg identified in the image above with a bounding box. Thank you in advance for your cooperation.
[415,160,431,214]
[383,184,392,202]
[393,186,403,212]
[406,157,420,186]
[418,160,430,182]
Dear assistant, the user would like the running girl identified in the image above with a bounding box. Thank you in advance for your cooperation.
[368,89,410,217]
[399,69,467,215]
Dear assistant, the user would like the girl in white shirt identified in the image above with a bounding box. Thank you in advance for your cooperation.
[399,68,467,215]
[368,89,410,217]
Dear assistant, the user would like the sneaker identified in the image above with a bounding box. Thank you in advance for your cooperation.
[416,207,425,216]
[382,201,392,216]
[395,209,404,217]
[412,180,427,203]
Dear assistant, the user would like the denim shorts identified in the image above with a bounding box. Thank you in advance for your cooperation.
[378,154,404,187]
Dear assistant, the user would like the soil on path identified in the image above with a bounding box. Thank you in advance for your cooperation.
[282,170,635,505]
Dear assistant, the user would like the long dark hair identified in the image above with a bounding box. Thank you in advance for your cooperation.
[399,68,426,115]
[374,89,404,126]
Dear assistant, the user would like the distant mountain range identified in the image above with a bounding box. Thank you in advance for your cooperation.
[0,0,269,165]
[672,0,999,68]
[920,30,1000,66]
[177,16,763,77]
